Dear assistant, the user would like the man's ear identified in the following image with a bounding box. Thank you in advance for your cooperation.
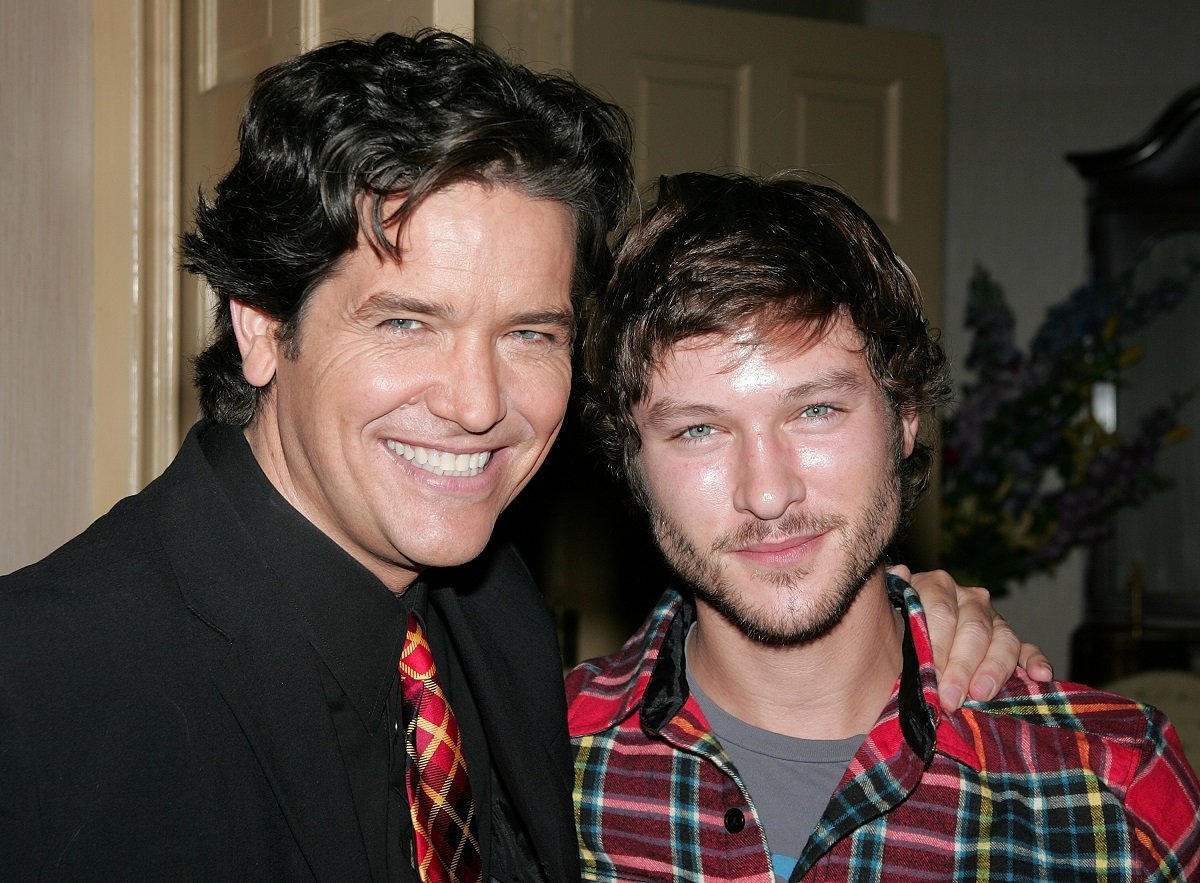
[229,300,280,388]
[900,408,920,458]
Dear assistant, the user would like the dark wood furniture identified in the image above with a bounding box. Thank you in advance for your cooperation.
[1067,86,1200,684]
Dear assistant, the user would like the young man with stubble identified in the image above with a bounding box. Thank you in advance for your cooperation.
[570,172,1200,882]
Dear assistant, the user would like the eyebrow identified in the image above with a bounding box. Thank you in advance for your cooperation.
[640,368,872,430]
[352,292,447,322]
[353,291,576,336]
[509,308,577,338]
[778,369,871,403]
[640,400,727,431]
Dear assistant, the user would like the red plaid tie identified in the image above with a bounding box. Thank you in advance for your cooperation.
[399,614,482,883]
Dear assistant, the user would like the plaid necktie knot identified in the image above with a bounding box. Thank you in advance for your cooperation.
[399,614,482,883]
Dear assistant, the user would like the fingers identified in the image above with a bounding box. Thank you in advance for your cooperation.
[906,570,972,713]
[910,570,960,674]
[1018,642,1054,682]
[963,612,1022,704]
[903,570,1056,713]
[935,591,995,713]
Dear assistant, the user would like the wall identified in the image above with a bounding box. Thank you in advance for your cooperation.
[1,0,94,575]
[862,0,1200,669]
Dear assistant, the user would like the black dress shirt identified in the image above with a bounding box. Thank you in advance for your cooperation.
[201,424,491,881]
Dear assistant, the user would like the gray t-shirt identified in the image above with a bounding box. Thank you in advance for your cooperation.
[687,670,863,882]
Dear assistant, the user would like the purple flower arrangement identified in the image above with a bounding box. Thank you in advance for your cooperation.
[939,261,1198,593]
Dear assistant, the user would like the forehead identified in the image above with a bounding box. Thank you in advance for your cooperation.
[376,181,577,245]
[397,182,573,252]
[336,183,577,309]
[648,317,868,389]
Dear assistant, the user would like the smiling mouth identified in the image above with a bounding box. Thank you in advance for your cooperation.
[385,440,492,477]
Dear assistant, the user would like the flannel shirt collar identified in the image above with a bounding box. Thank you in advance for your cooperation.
[567,589,693,736]
[571,576,972,770]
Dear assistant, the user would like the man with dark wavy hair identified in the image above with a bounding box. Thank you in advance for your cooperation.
[569,172,1200,881]
[0,30,632,881]
[2,32,1041,881]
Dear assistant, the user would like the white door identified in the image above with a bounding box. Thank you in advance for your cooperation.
[569,0,945,324]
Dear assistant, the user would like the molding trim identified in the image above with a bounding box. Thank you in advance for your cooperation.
[91,0,181,517]
[140,0,183,483]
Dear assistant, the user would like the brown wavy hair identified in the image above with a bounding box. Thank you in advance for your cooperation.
[581,171,951,521]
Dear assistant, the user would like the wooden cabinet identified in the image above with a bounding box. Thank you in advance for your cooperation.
[1067,86,1200,683]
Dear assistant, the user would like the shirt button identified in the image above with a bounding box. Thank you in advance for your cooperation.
[724,807,745,833]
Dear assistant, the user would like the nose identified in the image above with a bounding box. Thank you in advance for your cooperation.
[731,431,806,521]
[425,338,507,434]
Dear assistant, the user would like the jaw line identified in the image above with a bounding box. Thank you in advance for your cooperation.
[385,439,494,478]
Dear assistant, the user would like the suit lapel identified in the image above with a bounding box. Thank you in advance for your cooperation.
[210,621,371,880]
[153,432,371,880]
[432,546,576,881]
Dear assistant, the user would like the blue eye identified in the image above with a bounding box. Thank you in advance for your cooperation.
[382,318,423,330]
[511,329,549,341]
[802,404,834,419]
[683,425,714,439]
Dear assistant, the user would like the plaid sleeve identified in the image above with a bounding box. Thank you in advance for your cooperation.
[1123,708,1200,879]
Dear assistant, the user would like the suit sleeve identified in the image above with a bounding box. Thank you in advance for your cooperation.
[0,677,41,877]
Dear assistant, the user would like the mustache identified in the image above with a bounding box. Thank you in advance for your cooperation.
[711,510,847,553]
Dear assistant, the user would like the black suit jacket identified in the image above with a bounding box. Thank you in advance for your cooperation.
[0,425,578,881]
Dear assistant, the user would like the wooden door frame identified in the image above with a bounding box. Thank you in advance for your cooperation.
[92,0,180,517]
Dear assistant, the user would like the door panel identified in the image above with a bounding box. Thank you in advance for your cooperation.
[201,1,303,89]
[571,0,944,323]
[636,57,750,174]
[318,0,474,41]
[789,75,901,224]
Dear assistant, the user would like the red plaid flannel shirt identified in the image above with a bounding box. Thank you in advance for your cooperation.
[567,582,1200,881]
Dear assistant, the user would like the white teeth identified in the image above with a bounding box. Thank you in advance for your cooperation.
[386,440,492,477]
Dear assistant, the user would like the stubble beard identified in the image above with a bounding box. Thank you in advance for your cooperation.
[649,467,902,647]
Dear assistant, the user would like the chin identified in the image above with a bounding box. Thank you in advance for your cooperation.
[414,532,496,570]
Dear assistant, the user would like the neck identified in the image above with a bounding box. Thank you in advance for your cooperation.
[686,571,904,740]
[241,423,420,595]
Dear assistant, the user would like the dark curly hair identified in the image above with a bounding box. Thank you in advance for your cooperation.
[582,171,951,522]
[181,29,633,426]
